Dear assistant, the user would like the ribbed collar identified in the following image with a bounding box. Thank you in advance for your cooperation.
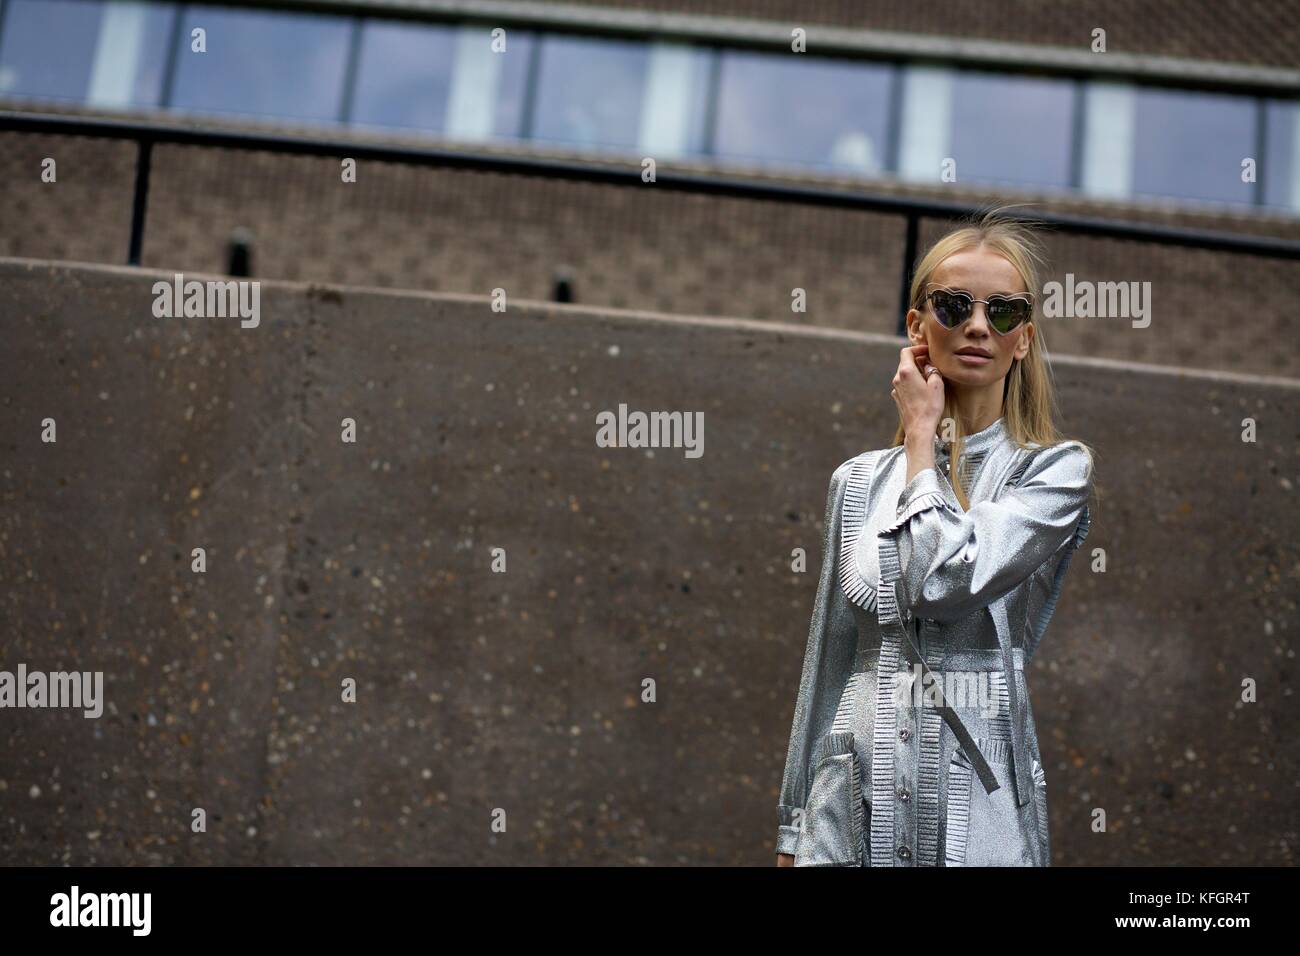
[933,416,1007,457]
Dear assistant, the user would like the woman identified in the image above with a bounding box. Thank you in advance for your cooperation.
[775,212,1095,867]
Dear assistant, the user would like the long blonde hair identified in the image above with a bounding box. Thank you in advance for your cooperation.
[892,208,1095,510]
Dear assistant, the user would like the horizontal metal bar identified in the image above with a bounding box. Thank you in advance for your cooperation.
[3,109,1298,260]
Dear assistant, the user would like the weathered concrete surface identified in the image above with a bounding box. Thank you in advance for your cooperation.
[0,258,1295,865]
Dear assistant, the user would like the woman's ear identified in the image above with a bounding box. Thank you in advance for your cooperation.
[1013,322,1035,360]
[905,308,926,346]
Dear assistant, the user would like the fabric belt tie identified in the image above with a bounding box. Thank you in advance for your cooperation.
[878,581,1000,797]
[871,545,1002,866]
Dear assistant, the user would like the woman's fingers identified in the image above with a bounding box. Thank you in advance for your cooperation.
[909,345,931,374]
[897,351,920,380]
[899,344,930,377]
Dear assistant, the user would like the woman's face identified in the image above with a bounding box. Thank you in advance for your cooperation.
[906,247,1035,388]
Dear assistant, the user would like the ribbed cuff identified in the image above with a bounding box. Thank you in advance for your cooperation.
[776,805,802,855]
[776,825,801,856]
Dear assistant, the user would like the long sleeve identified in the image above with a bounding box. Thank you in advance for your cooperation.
[878,440,1093,624]
[775,458,857,855]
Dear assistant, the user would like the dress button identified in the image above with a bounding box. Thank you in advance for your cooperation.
[899,728,910,742]
[899,788,911,802]
[897,845,912,861]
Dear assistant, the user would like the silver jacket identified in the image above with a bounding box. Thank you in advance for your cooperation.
[776,417,1093,866]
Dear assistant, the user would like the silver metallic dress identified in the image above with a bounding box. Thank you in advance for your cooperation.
[776,417,1093,866]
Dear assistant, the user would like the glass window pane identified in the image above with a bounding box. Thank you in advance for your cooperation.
[530,34,651,151]
[0,0,174,107]
[634,42,711,157]
[490,30,537,141]
[169,5,351,123]
[1263,99,1300,212]
[714,51,894,174]
[949,71,1075,189]
[351,22,535,141]
[1131,87,1256,205]
[351,20,457,132]
[446,26,537,141]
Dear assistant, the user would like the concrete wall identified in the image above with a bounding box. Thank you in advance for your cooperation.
[0,258,1295,865]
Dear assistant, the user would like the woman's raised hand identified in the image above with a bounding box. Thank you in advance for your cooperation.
[891,344,945,443]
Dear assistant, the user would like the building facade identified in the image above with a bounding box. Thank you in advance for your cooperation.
[1,0,1297,376]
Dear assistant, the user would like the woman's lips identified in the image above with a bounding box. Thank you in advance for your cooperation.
[954,351,992,365]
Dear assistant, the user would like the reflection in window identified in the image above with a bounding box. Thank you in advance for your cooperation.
[350,22,535,141]
[1263,99,1300,212]
[0,0,174,107]
[1131,87,1255,205]
[949,71,1075,189]
[715,51,893,174]
[168,5,351,123]
[1079,80,1135,199]
[486,29,537,142]
[530,34,709,156]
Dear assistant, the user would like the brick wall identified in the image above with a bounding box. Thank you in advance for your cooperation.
[3,122,1296,380]
[516,0,1300,70]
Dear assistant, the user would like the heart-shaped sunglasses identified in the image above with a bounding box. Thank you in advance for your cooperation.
[923,285,1034,335]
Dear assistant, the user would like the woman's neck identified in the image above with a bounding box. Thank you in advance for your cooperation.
[948,382,1004,436]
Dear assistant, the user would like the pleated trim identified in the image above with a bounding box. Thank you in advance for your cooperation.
[1002,446,1042,490]
[837,452,881,613]
[987,671,1012,741]
[868,632,902,866]
[1033,759,1050,855]
[955,450,988,493]
[849,750,866,862]
[976,737,1012,763]
[1074,505,1092,546]
[820,730,856,759]
[917,634,946,866]
[877,490,949,536]
[944,754,973,866]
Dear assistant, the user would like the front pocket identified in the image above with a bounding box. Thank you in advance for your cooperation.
[793,731,865,866]
[944,738,1037,867]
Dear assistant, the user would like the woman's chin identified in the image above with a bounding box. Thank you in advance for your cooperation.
[936,364,998,387]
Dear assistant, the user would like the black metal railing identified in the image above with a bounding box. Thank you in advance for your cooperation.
[3,109,1299,334]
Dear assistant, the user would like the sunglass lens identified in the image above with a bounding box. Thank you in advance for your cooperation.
[930,291,969,328]
[988,298,1031,334]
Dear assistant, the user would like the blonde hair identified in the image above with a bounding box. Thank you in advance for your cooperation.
[892,208,1096,510]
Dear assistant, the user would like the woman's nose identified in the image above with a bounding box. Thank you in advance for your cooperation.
[965,303,992,334]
